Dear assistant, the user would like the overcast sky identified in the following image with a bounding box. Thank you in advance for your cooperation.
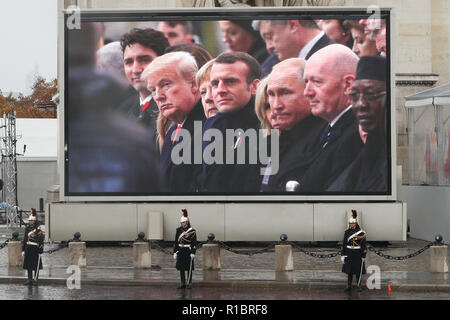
[0,0,57,95]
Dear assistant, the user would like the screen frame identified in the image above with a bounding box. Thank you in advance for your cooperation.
[59,6,396,202]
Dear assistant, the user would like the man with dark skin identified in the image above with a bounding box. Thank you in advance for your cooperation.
[328,56,388,192]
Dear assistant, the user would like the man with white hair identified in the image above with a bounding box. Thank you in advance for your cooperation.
[96,41,128,85]
[297,44,364,192]
[142,51,205,192]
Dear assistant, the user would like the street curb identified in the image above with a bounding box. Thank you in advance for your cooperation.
[1,276,450,292]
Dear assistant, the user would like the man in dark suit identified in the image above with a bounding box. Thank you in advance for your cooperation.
[256,19,334,62]
[119,28,170,147]
[297,44,363,192]
[327,56,388,193]
[260,58,326,192]
[142,51,205,193]
[201,52,262,193]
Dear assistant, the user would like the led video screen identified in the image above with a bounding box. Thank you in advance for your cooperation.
[63,8,391,198]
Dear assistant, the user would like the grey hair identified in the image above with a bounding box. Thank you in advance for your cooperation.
[96,41,125,74]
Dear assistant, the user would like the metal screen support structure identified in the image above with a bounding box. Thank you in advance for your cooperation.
[0,113,20,227]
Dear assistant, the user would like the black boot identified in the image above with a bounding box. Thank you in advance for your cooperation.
[177,271,186,289]
[24,270,33,286]
[344,274,352,292]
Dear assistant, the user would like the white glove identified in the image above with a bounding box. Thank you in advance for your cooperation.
[173,253,177,260]
[190,254,195,260]
[341,256,347,263]
[22,251,25,257]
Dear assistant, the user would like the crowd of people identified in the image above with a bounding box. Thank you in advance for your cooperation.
[67,17,388,195]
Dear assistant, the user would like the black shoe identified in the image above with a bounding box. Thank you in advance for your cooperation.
[357,286,362,292]
[344,286,351,292]
[186,284,192,289]
[177,283,186,289]
[32,280,38,286]
[23,279,32,286]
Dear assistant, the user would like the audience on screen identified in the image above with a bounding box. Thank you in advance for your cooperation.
[75,18,388,194]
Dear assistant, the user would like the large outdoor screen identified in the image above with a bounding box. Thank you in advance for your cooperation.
[63,8,392,199]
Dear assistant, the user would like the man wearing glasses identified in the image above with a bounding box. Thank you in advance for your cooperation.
[328,56,388,192]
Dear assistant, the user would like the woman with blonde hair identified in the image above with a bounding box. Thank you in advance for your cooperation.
[254,77,277,136]
[195,59,218,119]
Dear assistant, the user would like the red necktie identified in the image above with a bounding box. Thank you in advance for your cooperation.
[172,124,182,144]
[141,101,150,112]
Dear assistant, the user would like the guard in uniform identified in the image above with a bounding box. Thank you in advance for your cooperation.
[341,210,367,292]
[173,209,197,289]
[22,209,44,286]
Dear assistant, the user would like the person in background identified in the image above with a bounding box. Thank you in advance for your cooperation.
[157,21,197,46]
[342,20,378,57]
[95,41,128,85]
[255,19,333,62]
[317,19,353,49]
[219,20,269,66]
[173,209,197,289]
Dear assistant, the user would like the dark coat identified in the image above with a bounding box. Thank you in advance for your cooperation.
[160,101,205,193]
[117,87,159,151]
[201,97,262,193]
[174,225,197,271]
[297,109,364,192]
[260,115,326,192]
[305,33,335,60]
[327,127,388,193]
[67,67,165,194]
[261,53,280,78]
[248,35,270,66]
[341,226,367,275]
[22,223,44,271]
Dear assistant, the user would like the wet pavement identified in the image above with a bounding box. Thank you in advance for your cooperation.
[0,236,449,300]
[2,283,450,300]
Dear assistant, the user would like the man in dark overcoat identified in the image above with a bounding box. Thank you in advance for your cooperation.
[22,209,44,286]
[341,210,367,292]
[173,209,197,289]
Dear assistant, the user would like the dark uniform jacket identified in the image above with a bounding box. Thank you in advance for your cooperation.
[22,223,44,271]
[174,225,197,271]
[260,115,326,192]
[160,100,205,193]
[327,127,388,193]
[201,97,261,193]
[341,225,367,275]
[297,108,364,192]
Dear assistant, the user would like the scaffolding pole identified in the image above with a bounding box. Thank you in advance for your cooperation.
[0,113,20,227]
